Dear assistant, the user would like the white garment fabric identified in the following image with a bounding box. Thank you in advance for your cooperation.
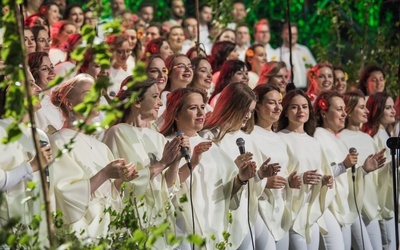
[35,94,64,133]
[102,124,179,249]
[265,43,279,62]
[49,48,67,65]
[251,126,292,242]
[199,24,212,55]
[53,61,77,82]
[181,39,195,55]
[49,128,121,238]
[200,129,266,249]
[247,71,259,89]
[126,55,136,74]
[172,134,237,249]
[278,129,334,244]
[108,67,130,97]
[237,45,248,62]
[361,216,382,250]
[289,223,320,250]
[278,44,316,89]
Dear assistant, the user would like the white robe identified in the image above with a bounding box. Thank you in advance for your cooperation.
[278,129,334,242]
[102,124,179,249]
[35,94,64,133]
[251,126,292,241]
[49,128,121,238]
[373,128,394,220]
[314,127,364,228]
[339,129,381,221]
[171,134,237,249]
[200,129,266,249]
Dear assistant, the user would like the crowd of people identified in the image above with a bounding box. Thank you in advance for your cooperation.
[1,0,400,249]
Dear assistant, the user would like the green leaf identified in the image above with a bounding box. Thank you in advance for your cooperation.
[1,122,22,144]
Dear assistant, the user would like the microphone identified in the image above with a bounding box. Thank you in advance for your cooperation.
[40,140,50,182]
[176,132,191,165]
[349,147,357,182]
[236,137,246,155]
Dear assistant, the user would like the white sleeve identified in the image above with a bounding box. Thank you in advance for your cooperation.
[0,162,33,191]
[331,162,347,177]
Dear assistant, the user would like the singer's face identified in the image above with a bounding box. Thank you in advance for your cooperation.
[257,90,282,124]
[138,84,163,121]
[323,96,346,133]
[380,97,396,126]
[286,95,309,126]
[348,97,368,126]
[175,93,205,136]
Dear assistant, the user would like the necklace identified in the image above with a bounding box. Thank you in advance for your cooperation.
[78,133,93,149]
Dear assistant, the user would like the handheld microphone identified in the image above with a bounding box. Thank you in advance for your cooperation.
[349,147,357,182]
[40,140,50,182]
[176,132,191,166]
[236,137,246,155]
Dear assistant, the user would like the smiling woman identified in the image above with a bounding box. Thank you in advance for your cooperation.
[306,63,335,102]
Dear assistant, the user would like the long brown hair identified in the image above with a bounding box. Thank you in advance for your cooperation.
[159,87,207,136]
[203,82,257,141]
[313,91,343,127]
[278,89,316,136]
[253,84,281,124]
[342,90,365,128]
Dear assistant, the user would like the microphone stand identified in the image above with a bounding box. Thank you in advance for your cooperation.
[386,137,400,250]
[285,0,296,92]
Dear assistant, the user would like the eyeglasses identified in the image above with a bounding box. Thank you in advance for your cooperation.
[172,63,194,71]
[116,49,132,55]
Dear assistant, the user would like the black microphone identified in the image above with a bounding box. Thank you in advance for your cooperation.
[236,137,246,155]
[40,140,50,182]
[176,132,191,165]
[349,147,357,182]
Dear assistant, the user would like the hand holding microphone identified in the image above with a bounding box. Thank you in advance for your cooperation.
[235,138,256,184]
[345,147,358,182]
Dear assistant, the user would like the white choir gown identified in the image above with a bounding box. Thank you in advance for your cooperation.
[200,128,266,249]
[278,129,335,243]
[102,123,179,249]
[49,128,122,238]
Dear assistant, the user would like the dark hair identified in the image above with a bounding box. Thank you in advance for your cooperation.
[28,52,49,85]
[362,92,392,137]
[209,41,236,72]
[281,22,298,32]
[64,3,82,21]
[278,89,316,136]
[160,87,208,136]
[199,3,211,12]
[245,43,264,71]
[253,84,280,124]
[31,25,48,42]
[214,28,236,42]
[358,65,386,95]
[210,60,246,102]
[186,46,207,59]
[139,2,154,11]
[115,77,158,124]
[313,91,343,127]
[146,23,165,37]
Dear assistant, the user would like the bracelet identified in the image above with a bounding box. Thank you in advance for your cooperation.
[236,175,248,185]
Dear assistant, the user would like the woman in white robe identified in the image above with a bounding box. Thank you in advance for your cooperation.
[340,91,386,249]
[251,84,302,250]
[277,89,335,250]
[49,74,138,238]
[102,78,186,249]
[313,91,385,250]
[201,83,277,249]
[0,71,51,246]
[160,87,255,249]
[362,92,397,250]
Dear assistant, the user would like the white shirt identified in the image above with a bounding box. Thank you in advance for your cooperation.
[278,43,316,88]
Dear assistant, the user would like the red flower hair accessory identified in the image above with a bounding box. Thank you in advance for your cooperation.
[105,35,116,45]
[39,5,49,15]
[246,49,254,57]
[150,43,159,54]
[307,93,315,102]
[318,98,329,111]
[137,29,143,40]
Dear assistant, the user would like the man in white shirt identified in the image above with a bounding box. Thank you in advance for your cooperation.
[181,17,198,54]
[278,23,316,89]
[199,4,213,55]
[138,3,154,26]
[227,1,247,30]
[163,0,185,28]
[236,24,251,61]
[253,19,279,62]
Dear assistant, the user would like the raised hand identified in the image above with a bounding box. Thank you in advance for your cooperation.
[288,171,301,189]
[160,137,182,166]
[237,161,257,183]
[343,152,358,169]
[322,175,334,188]
[266,175,286,189]
[29,144,52,172]
[234,152,253,168]
[102,159,130,179]
[191,141,212,167]
[303,170,322,185]
[258,157,281,179]
[363,148,386,173]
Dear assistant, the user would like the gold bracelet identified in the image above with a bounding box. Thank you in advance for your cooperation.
[236,175,248,185]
